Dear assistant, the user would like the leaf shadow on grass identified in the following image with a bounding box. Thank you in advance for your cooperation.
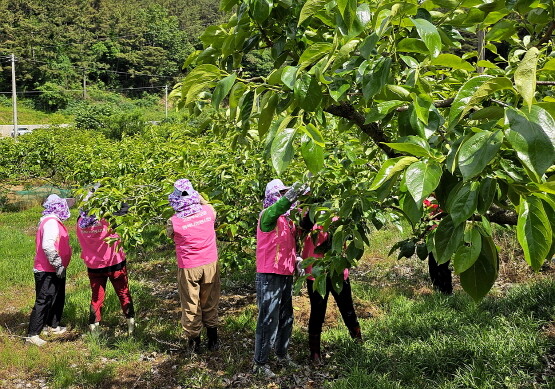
[0,310,29,337]
[328,279,555,389]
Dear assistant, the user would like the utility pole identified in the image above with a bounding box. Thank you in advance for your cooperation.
[164,85,168,118]
[83,70,87,99]
[476,30,485,74]
[11,54,18,139]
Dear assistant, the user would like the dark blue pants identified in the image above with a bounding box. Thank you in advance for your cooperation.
[253,273,293,365]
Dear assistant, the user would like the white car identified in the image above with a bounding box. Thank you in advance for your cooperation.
[11,127,33,136]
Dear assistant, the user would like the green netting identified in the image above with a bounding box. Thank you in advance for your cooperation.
[13,184,72,201]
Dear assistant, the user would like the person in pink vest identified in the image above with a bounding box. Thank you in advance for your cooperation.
[166,178,220,353]
[252,179,307,378]
[26,194,72,346]
[299,213,362,364]
[76,198,135,335]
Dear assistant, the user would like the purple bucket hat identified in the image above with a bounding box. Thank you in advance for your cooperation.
[168,179,203,218]
[42,194,71,221]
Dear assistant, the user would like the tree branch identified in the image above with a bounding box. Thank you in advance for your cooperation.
[396,97,455,112]
[537,81,555,86]
[538,20,555,47]
[324,102,396,157]
[487,204,517,226]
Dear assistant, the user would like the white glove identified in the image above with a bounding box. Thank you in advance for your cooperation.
[295,256,305,277]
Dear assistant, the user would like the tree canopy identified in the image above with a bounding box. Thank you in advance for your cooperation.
[0,0,223,93]
[175,0,555,300]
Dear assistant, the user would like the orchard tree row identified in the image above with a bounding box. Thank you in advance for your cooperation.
[173,0,555,300]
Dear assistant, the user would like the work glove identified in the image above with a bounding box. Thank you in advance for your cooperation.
[284,182,309,203]
[295,256,305,277]
[55,265,66,279]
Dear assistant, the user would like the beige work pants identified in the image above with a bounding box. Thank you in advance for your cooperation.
[177,261,220,338]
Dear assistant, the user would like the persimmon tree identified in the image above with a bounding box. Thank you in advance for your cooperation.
[174,0,555,299]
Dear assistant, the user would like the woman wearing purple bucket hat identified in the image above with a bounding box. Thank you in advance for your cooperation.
[167,179,220,353]
[252,178,308,377]
[26,194,73,346]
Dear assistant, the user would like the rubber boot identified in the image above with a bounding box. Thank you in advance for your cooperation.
[206,327,219,351]
[348,325,363,343]
[188,336,201,354]
[309,333,322,364]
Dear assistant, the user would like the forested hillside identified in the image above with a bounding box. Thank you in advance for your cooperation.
[0,0,223,95]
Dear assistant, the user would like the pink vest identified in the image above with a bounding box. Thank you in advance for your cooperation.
[256,213,296,275]
[34,216,72,272]
[171,205,218,269]
[302,224,348,281]
[76,218,126,269]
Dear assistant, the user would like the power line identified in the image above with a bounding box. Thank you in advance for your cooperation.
[0,85,167,95]
[20,57,177,79]
[2,33,162,52]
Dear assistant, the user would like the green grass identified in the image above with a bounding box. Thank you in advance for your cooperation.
[0,105,71,125]
[1,208,555,388]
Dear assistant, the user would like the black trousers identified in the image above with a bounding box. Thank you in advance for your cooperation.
[428,253,453,295]
[28,272,66,336]
[306,277,359,335]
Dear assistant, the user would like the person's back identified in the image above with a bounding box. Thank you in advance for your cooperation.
[167,179,220,353]
[170,204,217,269]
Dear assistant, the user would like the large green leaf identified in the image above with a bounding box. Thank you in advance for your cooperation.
[382,142,431,157]
[446,181,479,226]
[432,215,465,264]
[258,93,279,137]
[477,178,497,214]
[300,134,324,174]
[459,234,498,301]
[517,196,552,271]
[271,127,297,175]
[453,226,482,274]
[405,161,442,204]
[505,106,555,182]
[448,76,513,130]
[397,38,429,54]
[362,57,391,101]
[541,58,555,72]
[228,82,247,120]
[281,66,298,89]
[400,192,423,226]
[294,74,322,112]
[239,91,254,127]
[514,47,539,112]
[181,64,222,106]
[299,42,334,69]
[369,156,418,190]
[365,100,405,123]
[457,130,502,181]
[536,181,555,195]
[485,20,516,41]
[212,73,237,110]
[539,196,555,261]
[302,123,325,146]
[298,0,328,25]
[430,53,474,71]
[410,18,442,58]
[251,0,273,23]
[220,0,239,11]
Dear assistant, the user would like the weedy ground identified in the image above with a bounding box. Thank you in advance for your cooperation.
[1,207,555,389]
